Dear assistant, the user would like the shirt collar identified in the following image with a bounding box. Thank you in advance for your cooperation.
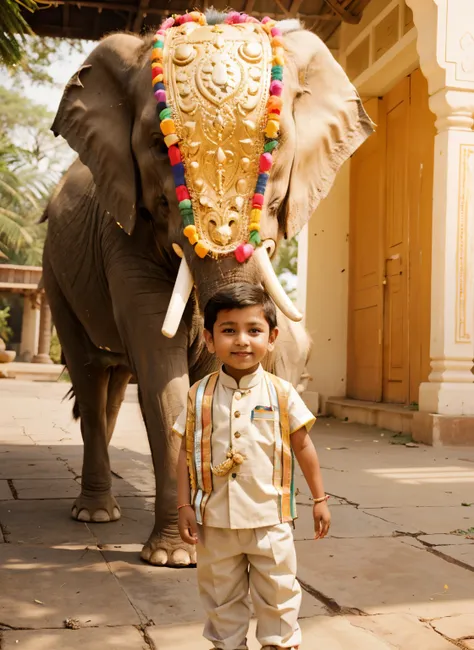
[218,364,265,390]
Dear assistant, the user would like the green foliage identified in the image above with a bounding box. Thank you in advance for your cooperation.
[49,328,62,364]
[0,85,67,263]
[0,306,13,342]
[0,0,37,67]
[273,236,298,301]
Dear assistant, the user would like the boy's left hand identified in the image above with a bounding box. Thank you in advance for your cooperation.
[313,502,331,540]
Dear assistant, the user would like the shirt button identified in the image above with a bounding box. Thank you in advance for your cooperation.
[231,473,237,479]
[234,411,241,418]
[234,432,241,438]
[235,392,242,400]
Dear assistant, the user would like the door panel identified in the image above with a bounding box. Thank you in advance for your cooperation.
[383,78,409,403]
[347,98,384,401]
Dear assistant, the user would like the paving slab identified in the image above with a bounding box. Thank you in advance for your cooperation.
[0,500,95,546]
[149,616,394,650]
[296,537,474,617]
[348,613,458,649]
[431,613,474,640]
[0,460,73,479]
[419,533,474,546]
[294,504,397,541]
[0,479,13,500]
[13,478,80,499]
[362,506,474,535]
[0,545,141,628]
[1,627,148,650]
[434,543,474,568]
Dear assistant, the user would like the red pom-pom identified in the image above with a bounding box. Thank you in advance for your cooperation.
[176,185,190,202]
[168,146,181,166]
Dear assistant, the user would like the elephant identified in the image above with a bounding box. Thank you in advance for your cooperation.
[42,11,373,567]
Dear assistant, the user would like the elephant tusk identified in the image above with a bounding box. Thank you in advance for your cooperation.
[254,241,303,323]
[162,256,194,338]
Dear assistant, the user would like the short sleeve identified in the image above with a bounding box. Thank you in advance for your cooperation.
[172,406,187,437]
[288,385,316,434]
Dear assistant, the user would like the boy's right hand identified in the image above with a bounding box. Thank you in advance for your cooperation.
[178,505,198,545]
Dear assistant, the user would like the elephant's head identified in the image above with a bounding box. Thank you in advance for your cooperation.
[51,13,372,337]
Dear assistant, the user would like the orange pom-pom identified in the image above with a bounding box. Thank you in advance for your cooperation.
[160,119,176,136]
[267,96,283,111]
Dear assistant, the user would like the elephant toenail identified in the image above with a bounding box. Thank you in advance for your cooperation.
[77,509,91,522]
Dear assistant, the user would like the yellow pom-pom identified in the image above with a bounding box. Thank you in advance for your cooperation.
[153,74,163,83]
[152,61,162,69]
[164,134,179,147]
[268,113,280,122]
[160,119,176,136]
[273,46,285,58]
[250,208,262,222]
[273,54,285,66]
[195,240,210,258]
[183,225,196,238]
[151,49,163,62]
[263,20,276,33]
[249,222,261,232]
[265,120,280,138]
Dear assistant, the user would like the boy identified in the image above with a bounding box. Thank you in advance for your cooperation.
[174,283,330,650]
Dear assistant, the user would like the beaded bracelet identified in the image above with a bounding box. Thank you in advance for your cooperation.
[313,495,330,504]
[177,503,192,511]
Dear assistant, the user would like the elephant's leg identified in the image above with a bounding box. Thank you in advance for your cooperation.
[136,364,193,567]
[43,258,120,523]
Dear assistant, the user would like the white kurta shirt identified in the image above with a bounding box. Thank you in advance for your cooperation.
[173,365,315,529]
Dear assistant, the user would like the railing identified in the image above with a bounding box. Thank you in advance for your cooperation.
[0,265,42,292]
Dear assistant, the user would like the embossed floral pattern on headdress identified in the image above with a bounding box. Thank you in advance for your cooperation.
[152,12,284,262]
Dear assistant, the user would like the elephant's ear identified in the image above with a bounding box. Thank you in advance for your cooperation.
[51,34,144,235]
[283,29,374,239]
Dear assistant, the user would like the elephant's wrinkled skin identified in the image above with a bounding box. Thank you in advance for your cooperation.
[42,20,372,566]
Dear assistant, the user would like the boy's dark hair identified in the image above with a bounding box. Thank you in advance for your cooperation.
[204,283,277,333]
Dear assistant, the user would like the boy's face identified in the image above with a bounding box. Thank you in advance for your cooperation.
[204,305,278,376]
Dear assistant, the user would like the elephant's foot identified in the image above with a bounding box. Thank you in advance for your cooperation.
[71,492,121,523]
[141,530,196,567]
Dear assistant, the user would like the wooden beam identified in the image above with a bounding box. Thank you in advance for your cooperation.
[289,0,304,14]
[323,0,360,24]
[132,0,150,32]
[273,0,290,17]
[244,0,255,13]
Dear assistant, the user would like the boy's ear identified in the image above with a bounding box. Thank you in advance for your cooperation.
[267,327,279,352]
[203,329,215,354]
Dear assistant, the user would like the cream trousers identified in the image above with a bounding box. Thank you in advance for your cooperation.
[196,523,302,650]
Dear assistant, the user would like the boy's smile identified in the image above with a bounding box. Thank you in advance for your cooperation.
[204,305,279,382]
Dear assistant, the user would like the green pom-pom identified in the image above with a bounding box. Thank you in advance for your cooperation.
[182,213,195,227]
[249,230,262,247]
[159,107,172,121]
[271,65,283,81]
[179,199,192,211]
[155,40,165,49]
[264,140,279,153]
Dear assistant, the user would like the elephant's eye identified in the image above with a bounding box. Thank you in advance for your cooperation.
[150,133,168,159]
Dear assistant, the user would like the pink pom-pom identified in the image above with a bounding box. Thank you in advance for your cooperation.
[235,243,254,263]
[225,11,240,24]
[238,13,249,23]
[259,153,273,173]
[181,13,193,23]
[261,16,272,24]
[154,89,167,103]
[270,80,283,96]
[157,29,166,35]
[252,193,264,207]
[161,17,174,29]
[271,27,282,37]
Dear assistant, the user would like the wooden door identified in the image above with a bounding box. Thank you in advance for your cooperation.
[382,78,410,403]
[347,98,384,401]
[347,70,434,404]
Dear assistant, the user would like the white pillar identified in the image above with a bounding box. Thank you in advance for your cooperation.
[406,0,474,438]
[19,293,40,363]
[33,293,53,364]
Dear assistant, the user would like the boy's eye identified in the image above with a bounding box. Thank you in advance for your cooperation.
[250,328,262,334]
[222,328,235,334]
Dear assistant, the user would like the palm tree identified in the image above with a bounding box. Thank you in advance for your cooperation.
[0,0,38,66]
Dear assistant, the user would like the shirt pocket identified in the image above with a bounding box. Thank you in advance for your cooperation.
[251,405,277,422]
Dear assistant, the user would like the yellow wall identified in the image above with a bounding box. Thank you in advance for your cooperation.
[303,162,351,412]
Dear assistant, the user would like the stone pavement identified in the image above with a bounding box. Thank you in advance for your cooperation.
[1,380,474,650]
